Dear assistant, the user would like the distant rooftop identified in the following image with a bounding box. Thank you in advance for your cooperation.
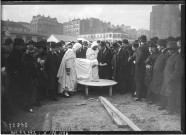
[2,20,27,29]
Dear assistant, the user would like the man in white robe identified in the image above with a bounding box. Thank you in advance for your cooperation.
[57,43,82,97]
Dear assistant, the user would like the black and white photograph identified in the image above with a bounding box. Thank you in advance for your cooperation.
[1,1,185,134]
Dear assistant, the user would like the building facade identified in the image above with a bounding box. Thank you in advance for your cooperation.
[1,20,48,43]
[64,18,116,36]
[30,15,63,35]
[150,4,181,39]
[63,19,80,36]
[79,32,129,42]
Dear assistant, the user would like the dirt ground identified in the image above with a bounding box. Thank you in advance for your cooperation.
[3,88,181,132]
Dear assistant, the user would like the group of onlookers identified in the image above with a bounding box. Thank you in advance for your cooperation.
[1,35,184,129]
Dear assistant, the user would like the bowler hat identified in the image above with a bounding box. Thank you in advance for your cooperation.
[166,36,176,42]
[27,46,36,53]
[59,40,65,45]
[150,37,159,44]
[112,41,121,48]
[156,39,167,47]
[139,35,147,42]
[13,38,25,46]
[122,39,129,44]
[117,41,122,46]
[166,41,178,49]
[100,41,106,46]
[27,40,35,46]
[131,41,139,48]
[5,38,13,45]
[50,42,56,48]
[149,41,157,48]
[35,41,46,48]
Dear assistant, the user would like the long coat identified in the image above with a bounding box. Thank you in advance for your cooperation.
[148,50,170,95]
[6,49,24,108]
[112,48,129,92]
[97,47,112,79]
[145,51,160,86]
[134,43,150,82]
[22,52,37,106]
[46,52,59,90]
[36,52,48,87]
[160,51,184,99]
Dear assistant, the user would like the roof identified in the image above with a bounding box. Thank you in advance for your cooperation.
[47,34,78,42]
[2,20,27,29]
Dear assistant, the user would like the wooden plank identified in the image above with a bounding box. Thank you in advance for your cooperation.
[99,96,141,131]
[100,99,127,128]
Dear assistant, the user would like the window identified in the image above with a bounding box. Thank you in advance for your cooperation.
[109,34,112,38]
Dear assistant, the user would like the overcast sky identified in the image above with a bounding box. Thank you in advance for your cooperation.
[2,5,154,30]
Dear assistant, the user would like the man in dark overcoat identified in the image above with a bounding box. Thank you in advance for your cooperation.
[146,39,170,107]
[6,38,25,111]
[128,41,139,97]
[145,42,160,101]
[22,45,37,112]
[112,41,129,94]
[122,39,134,93]
[134,35,150,101]
[1,38,14,124]
[34,40,48,106]
[45,42,59,101]
[161,41,184,114]
[97,41,112,79]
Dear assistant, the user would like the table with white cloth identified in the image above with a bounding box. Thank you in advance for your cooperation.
[78,79,117,96]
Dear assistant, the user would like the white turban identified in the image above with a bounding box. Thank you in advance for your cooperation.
[91,41,98,48]
[72,43,82,52]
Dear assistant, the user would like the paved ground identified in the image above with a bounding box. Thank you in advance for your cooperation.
[3,88,181,132]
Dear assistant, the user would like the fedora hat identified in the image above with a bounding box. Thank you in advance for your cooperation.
[166,41,178,49]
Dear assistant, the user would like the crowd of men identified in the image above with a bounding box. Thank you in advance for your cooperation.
[1,35,184,127]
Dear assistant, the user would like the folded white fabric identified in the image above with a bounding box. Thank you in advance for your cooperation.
[75,58,99,81]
